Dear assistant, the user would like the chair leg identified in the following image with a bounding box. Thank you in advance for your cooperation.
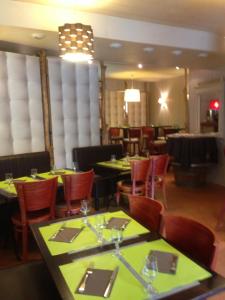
[22,225,28,261]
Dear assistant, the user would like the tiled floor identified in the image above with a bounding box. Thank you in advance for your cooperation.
[0,171,225,298]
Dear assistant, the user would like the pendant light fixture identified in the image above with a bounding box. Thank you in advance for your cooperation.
[58,23,94,62]
[124,76,140,102]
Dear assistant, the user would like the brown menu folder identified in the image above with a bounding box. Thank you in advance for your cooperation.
[148,250,178,274]
[49,227,83,243]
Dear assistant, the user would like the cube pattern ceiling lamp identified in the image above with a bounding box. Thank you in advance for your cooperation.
[58,23,94,62]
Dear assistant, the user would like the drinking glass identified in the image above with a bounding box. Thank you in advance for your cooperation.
[110,154,116,162]
[50,164,56,175]
[80,200,90,224]
[94,215,106,244]
[5,173,13,189]
[72,161,79,172]
[141,254,158,296]
[31,168,38,179]
[111,227,123,255]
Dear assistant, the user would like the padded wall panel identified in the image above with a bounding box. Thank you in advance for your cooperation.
[0,52,44,156]
[48,58,99,168]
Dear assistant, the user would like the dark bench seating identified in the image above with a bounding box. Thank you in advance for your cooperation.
[0,261,61,300]
[0,151,51,181]
[72,144,130,209]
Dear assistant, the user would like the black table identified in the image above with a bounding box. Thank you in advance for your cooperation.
[167,134,218,186]
[31,210,225,300]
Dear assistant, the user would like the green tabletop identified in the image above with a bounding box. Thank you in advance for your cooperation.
[0,176,35,195]
[39,210,149,256]
[97,157,148,171]
[60,239,211,300]
[38,169,75,184]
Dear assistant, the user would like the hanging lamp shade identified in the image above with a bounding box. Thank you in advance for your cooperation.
[124,88,141,102]
[58,23,94,62]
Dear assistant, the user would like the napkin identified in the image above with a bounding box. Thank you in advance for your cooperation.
[76,268,117,297]
[106,217,130,230]
[49,227,83,243]
[148,250,178,274]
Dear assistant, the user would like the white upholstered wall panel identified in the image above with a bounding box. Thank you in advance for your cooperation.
[0,51,44,156]
[48,58,99,168]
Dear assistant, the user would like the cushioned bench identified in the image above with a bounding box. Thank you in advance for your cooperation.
[0,151,51,181]
[0,261,61,300]
[72,145,129,209]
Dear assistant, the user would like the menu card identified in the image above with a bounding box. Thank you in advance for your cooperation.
[106,217,130,230]
[49,227,83,243]
[148,250,178,274]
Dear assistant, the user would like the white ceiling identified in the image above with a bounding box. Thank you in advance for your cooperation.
[1,0,225,81]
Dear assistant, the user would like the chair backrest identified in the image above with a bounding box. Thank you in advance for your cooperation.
[109,127,121,138]
[163,215,216,267]
[151,154,170,177]
[131,159,150,194]
[14,177,58,223]
[128,195,164,232]
[128,127,141,139]
[142,127,154,140]
[61,169,94,208]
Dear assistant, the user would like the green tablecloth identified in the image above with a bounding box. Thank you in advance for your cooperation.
[39,211,149,256]
[38,169,75,184]
[60,239,211,300]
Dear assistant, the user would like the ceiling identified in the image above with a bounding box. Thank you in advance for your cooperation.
[2,0,225,81]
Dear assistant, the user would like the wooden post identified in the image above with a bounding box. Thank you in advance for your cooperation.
[100,62,107,144]
[184,68,190,131]
[38,50,54,165]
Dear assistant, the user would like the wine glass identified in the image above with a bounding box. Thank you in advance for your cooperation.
[141,254,158,296]
[80,200,90,224]
[5,173,13,189]
[111,227,123,255]
[50,164,56,175]
[31,168,38,179]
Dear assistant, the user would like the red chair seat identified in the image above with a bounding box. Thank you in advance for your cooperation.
[12,210,52,227]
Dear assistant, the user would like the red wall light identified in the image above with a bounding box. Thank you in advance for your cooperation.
[209,99,220,111]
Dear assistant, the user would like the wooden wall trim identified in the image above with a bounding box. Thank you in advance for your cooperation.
[39,50,54,165]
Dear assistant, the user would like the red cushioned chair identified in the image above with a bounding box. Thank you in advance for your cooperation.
[128,195,164,232]
[116,159,150,206]
[108,127,123,144]
[123,127,141,155]
[147,154,170,208]
[162,215,216,268]
[12,177,58,261]
[56,169,94,217]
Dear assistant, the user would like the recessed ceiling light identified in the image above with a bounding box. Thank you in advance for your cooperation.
[172,49,182,56]
[143,47,154,53]
[176,66,180,70]
[138,63,143,69]
[31,32,45,40]
[198,52,208,57]
[109,42,122,48]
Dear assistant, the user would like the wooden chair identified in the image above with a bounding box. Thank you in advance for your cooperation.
[56,169,94,217]
[116,159,150,205]
[162,215,216,268]
[108,127,123,144]
[128,195,164,232]
[123,127,141,155]
[12,177,58,261]
[147,154,170,207]
[141,126,154,154]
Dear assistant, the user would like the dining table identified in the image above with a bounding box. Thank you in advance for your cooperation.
[31,209,225,300]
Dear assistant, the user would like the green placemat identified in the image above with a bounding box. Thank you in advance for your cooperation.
[39,210,149,256]
[38,169,75,184]
[97,160,131,171]
[60,239,211,300]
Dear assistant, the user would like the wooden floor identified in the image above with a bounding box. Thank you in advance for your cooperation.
[0,171,225,299]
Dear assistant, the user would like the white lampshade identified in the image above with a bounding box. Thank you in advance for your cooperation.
[124,88,140,102]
